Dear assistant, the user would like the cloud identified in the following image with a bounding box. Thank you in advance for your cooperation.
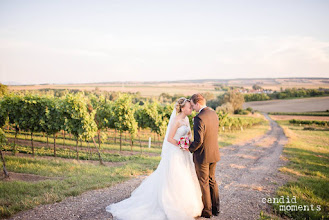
[1,32,328,84]
[0,37,111,58]
[265,36,329,63]
[214,36,329,75]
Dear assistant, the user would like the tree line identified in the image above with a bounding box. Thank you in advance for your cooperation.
[0,91,265,178]
[0,93,174,164]
[244,88,329,102]
[289,119,328,127]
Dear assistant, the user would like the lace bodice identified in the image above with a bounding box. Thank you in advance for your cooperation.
[173,125,190,141]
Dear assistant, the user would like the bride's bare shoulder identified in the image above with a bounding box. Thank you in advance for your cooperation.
[172,117,179,126]
[173,117,187,129]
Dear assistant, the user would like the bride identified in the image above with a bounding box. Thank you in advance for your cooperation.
[106,97,203,220]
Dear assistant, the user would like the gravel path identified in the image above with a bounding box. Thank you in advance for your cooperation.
[8,177,147,220]
[213,113,289,220]
[8,113,289,220]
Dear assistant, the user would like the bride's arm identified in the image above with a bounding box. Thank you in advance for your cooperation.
[167,121,180,147]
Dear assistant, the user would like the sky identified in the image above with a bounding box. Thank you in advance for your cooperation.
[0,0,329,85]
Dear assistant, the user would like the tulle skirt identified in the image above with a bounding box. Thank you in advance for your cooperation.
[106,142,203,220]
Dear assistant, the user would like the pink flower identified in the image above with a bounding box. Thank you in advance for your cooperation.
[178,136,190,150]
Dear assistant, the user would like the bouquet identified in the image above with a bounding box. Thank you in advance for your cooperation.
[178,136,190,150]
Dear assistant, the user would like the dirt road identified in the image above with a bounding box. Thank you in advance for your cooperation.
[8,114,288,220]
[213,113,288,219]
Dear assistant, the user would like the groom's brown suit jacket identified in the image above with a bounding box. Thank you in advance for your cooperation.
[189,107,220,164]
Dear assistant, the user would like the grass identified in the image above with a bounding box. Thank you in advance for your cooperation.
[218,120,270,148]
[6,128,164,145]
[271,120,329,219]
[259,211,281,220]
[2,143,152,162]
[269,111,329,116]
[0,155,160,218]
[4,130,163,154]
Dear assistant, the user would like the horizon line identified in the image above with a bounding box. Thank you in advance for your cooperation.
[3,76,329,86]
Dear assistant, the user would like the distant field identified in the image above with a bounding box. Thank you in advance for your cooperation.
[243,97,329,113]
[225,78,329,90]
[7,78,329,97]
[269,115,329,121]
[268,111,329,116]
[9,83,224,97]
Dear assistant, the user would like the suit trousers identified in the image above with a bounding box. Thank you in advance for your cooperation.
[194,162,220,216]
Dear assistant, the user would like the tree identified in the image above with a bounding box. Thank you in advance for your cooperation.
[62,93,97,160]
[0,83,8,97]
[0,99,8,129]
[159,93,172,103]
[162,103,174,120]
[252,84,262,90]
[0,94,22,155]
[201,92,215,101]
[152,115,167,147]
[216,102,234,114]
[155,103,170,139]
[113,94,138,151]
[134,104,149,152]
[40,97,65,157]
[0,96,9,176]
[207,98,221,110]
[135,104,149,130]
[136,101,165,147]
[17,94,47,157]
[220,90,245,113]
[244,93,270,102]
[94,99,114,163]
[0,128,9,178]
[224,117,234,131]
[217,111,229,132]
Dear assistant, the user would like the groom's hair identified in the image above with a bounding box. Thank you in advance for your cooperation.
[191,93,206,105]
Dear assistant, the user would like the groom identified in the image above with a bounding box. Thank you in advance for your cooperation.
[189,93,220,218]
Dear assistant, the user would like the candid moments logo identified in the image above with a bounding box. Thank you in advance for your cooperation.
[262,196,322,212]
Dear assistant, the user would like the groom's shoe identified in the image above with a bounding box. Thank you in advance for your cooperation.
[212,207,220,216]
[212,210,220,216]
[201,211,212,218]
[201,214,211,218]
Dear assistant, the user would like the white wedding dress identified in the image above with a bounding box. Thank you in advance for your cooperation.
[106,110,203,220]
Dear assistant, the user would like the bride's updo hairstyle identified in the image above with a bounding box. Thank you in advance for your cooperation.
[175,97,190,113]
